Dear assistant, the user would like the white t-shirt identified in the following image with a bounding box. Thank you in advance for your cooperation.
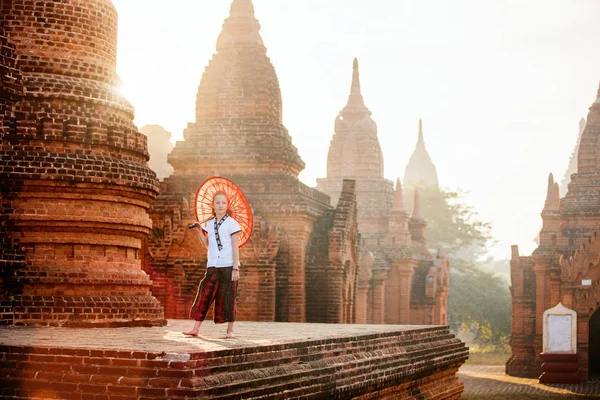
[202,216,241,267]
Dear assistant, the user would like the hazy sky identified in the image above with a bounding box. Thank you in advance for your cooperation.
[112,0,600,260]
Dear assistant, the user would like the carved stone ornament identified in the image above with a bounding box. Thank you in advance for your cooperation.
[250,220,280,262]
[560,254,578,283]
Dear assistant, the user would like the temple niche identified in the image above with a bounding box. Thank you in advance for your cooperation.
[316,59,449,325]
[507,82,600,380]
[144,0,360,324]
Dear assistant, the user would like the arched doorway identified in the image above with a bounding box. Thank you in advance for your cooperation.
[590,308,600,377]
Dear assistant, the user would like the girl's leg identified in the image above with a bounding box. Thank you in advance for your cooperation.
[226,321,235,338]
[184,268,218,336]
[183,320,202,336]
[214,267,237,336]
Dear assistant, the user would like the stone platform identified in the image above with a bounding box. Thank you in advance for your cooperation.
[0,320,468,399]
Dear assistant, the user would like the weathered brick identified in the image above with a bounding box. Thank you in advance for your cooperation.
[0,0,164,328]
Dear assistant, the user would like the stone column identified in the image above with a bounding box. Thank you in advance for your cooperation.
[533,263,548,368]
[285,222,311,322]
[435,287,450,325]
[355,253,374,324]
[533,264,547,335]
[371,269,388,324]
[384,267,401,324]
[398,265,416,325]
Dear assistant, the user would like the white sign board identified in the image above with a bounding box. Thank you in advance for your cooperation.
[543,303,577,354]
[548,315,571,352]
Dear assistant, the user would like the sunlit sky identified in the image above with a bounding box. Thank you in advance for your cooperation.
[112,0,600,260]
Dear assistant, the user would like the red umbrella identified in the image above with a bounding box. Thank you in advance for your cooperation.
[193,176,253,248]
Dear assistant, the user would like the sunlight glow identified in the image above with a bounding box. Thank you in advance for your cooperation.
[112,0,600,260]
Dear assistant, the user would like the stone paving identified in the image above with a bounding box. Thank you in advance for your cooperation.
[0,319,429,352]
[459,365,600,398]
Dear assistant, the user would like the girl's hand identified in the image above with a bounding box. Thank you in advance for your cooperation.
[232,269,240,282]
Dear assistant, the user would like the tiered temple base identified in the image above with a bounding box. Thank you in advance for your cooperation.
[0,321,468,399]
[539,353,580,384]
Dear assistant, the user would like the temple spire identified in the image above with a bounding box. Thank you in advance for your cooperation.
[403,119,439,188]
[343,58,370,113]
[230,0,255,16]
[411,188,422,219]
[417,119,425,150]
[217,0,264,51]
[553,182,560,207]
[544,173,559,211]
[393,178,405,211]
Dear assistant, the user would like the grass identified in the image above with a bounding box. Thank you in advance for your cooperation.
[464,345,510,365]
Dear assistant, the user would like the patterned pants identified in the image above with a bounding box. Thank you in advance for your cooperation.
[189,266,237,323]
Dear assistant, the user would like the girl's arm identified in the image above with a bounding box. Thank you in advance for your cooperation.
[195,226,208,249]
[231,232,240,281]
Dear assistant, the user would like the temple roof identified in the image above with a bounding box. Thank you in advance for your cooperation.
[325,58,384,179]
[216,0,265,50]
[403,120,439,188]
[559,118,585,197]
[393,178,405,211]
[168,0,305,178]
[341,58,371,117]
[575,81,600,174]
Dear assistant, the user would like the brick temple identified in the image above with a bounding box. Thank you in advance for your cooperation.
[315,59,449,326]
[0,1,469,398]
[0,0,165,327]
[507,82,600,379]
[145,0,360,324]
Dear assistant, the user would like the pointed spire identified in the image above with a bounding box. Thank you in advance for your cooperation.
[416,119,425,150]
[553,182,560,208]
[403,119,439,188]
[544,173,559,210]
[580,117,587,132]
[230,0,255,16]
[393,178,405,211]
[342,58,370,114]
[411,188,422,219]
[217,0,264,51]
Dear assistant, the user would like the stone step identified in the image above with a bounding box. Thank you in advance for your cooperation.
[0,322,468,399]
[197,341,467,398]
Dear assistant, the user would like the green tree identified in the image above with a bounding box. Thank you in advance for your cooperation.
[405,185,511,348]
[448,259,511,346]
[404,186,493,257]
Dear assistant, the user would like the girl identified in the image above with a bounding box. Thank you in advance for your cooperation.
[183,191,241,338]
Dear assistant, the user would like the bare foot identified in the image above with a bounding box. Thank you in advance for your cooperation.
[225,332,235,339]
[182,331,199,337]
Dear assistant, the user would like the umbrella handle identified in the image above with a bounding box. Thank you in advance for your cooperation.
[188,216,214,229]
